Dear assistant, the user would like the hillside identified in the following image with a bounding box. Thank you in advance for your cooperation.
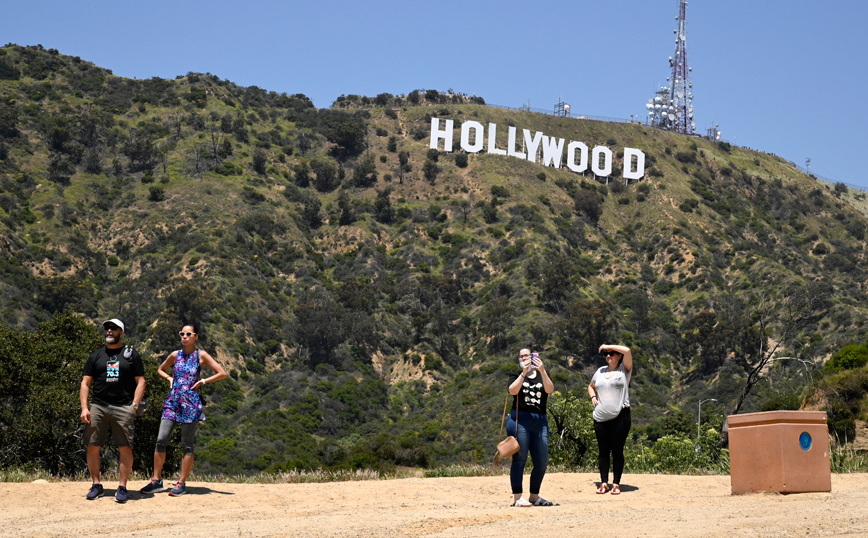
[1,44,867,474]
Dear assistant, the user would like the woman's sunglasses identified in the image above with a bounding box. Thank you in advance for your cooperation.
[179,332,196,337]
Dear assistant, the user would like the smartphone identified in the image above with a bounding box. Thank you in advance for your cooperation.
[531,352,540,368]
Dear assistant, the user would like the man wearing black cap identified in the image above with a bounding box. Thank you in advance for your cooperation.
[79,318,146,503]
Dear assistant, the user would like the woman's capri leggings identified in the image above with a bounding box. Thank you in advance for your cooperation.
[155,419,198,456]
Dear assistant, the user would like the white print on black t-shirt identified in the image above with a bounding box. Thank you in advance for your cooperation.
[522,380,543,406]
[106,359,119,383]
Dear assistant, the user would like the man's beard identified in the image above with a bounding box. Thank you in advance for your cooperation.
[105,336,117,344]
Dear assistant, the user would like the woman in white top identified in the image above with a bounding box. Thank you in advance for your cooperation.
[587,344,633,495]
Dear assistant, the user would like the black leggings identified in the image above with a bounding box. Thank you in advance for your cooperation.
[594,407,631,485]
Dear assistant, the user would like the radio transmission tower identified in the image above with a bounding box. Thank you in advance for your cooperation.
[647,0,695,134]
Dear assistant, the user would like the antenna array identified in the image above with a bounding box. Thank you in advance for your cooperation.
[646,0,695,134]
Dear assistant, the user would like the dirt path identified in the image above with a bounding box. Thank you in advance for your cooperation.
[3,473,865,537]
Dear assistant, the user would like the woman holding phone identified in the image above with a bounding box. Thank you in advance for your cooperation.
[588,343,633,495]
[506,348,555,506]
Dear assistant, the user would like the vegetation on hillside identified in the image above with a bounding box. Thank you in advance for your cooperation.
[1,45,867,476]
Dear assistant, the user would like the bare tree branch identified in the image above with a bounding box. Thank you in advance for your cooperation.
[719,282,831,446]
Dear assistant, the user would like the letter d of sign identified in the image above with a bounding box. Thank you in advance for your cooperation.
[429,118,454,151]
[623,148,646,180]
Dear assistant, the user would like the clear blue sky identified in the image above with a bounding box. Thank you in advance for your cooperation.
[3,1,866,188]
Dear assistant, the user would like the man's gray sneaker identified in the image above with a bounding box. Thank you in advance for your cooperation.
[86,483,104,500]
[114,485,128,503]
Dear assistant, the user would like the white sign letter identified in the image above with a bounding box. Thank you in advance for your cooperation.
[623,147,646,180]
[460,121,484,153]
[591,146,612,177]
[523,129,543,164]
[541,136,565,168]
[429,118,454,151]
[487,123,507,156]
[566,141,588,173]
[507,126,525,159]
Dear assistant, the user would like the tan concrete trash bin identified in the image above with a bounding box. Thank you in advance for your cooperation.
[727,410,831,494]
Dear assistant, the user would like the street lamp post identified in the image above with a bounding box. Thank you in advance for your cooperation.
[697,398,718,441]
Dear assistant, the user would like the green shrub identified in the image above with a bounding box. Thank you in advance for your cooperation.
[490,185,510,198]
[0,313,168,476]
[241,186,265,204]
[679,199,699,212]
[148,186,165,202]
[824,343,868,372]
[675,151,696,164]
[481,202,498,224]
[252,148,267,175]
[0,58,20,80]
[422,160,440,183]
[215,162,243,176]
[812,243,828,256]
[547,391,596,467]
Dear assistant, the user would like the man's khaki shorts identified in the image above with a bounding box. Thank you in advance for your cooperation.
[83,403,135,447]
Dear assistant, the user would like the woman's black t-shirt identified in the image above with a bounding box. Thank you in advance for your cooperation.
[508,371,548,415]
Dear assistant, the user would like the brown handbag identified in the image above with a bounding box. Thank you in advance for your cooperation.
[494,391,520,464]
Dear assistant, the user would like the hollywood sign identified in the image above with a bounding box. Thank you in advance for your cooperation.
[429,118,646,180]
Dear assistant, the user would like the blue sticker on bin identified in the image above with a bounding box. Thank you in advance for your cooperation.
[799,432,812,451]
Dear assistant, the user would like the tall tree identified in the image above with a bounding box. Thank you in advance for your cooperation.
[719,283,832,446]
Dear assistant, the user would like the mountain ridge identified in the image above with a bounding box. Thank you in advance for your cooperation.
[1,44,866,473]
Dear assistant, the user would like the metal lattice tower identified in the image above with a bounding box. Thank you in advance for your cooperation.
[670,0,694,134]
[647,0,695,134]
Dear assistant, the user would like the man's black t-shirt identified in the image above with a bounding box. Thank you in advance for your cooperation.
[508,371,549,415]
[82,346,145,406]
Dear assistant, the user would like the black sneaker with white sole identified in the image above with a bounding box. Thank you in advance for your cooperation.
[86,483,104,500]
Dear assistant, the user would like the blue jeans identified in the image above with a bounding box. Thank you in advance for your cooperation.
[506,410,549,495]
